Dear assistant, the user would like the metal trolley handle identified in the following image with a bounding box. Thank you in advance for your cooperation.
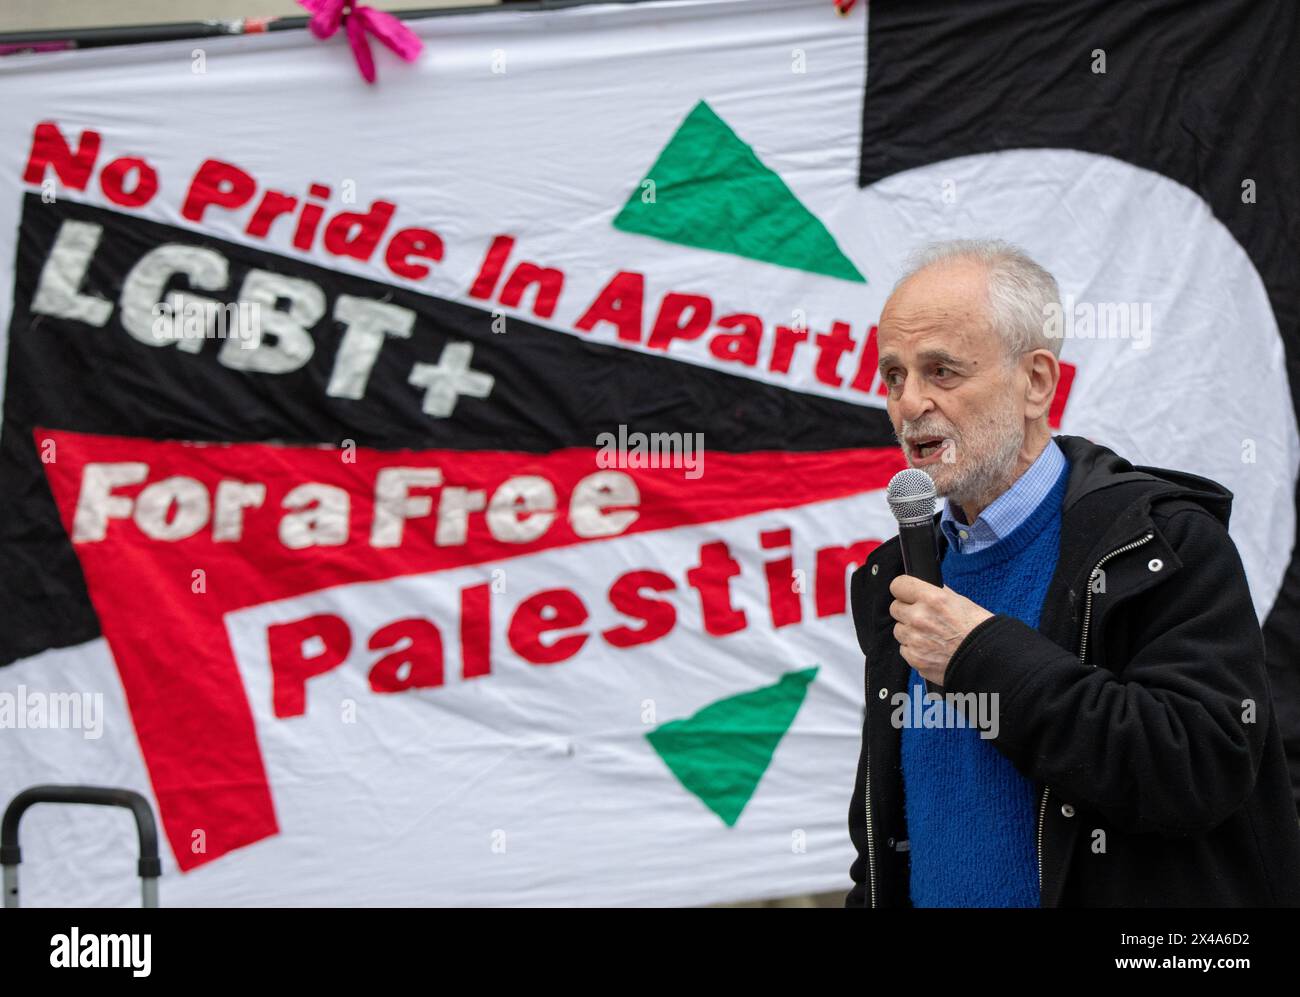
[2,785,162,908]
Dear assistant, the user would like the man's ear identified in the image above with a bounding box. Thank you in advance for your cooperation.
[1022,349,1059,420]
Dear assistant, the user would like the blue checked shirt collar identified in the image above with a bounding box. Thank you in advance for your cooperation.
[939,438,1066,554]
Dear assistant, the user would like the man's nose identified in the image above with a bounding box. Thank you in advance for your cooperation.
[897,373,933,422]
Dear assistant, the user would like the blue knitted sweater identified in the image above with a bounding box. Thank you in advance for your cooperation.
[901,459,1070,907]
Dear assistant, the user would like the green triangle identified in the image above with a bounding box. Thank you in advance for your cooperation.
[645,666,819,827]
[613,101,864,283]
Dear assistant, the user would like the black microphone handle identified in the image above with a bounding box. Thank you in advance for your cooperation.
[897,518,944,694]
[898,518,943,586]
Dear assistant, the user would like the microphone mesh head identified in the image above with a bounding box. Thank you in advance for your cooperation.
[886,468,937,524]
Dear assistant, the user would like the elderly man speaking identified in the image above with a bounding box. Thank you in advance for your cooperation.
[844,239,1300,908]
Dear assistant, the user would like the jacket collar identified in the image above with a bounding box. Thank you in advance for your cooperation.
[1054,434,1233,525]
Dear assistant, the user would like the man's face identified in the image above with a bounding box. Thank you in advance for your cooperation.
[876,259,1026,509]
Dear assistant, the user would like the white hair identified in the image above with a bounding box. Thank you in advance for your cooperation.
[895,238,1062,361]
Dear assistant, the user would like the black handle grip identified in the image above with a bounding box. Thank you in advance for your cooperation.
[899,519,944,587]
[2,785,161,879]
[898,518,945,693]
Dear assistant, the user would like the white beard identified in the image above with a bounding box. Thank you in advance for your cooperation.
[902,390,1025,515]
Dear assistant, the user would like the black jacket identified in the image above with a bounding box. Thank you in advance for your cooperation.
[845,434,1300,907]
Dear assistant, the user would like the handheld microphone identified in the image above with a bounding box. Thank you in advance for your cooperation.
[886,468,944,694]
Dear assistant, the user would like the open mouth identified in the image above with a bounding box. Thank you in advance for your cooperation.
[910,438,946,460]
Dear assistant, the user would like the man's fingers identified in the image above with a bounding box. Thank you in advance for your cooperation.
[888,599,913,623]
[888,574,920,602]
[889,573,942,604]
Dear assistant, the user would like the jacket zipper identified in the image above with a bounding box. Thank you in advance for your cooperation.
[864,698,876,908]
[1036,785,1050,896]
[1078,532,1154,665]
[1036,529,1155,899]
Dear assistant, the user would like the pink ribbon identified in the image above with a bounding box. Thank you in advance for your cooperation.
[298,1,423,84]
